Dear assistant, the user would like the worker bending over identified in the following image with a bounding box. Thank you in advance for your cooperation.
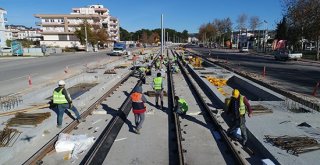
[227,89,252,146]
[174,96,188,115]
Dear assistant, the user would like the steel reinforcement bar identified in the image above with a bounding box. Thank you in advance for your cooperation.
[172,50,246,165]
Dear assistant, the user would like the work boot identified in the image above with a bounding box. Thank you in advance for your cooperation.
[241,140,247,146]
[57,125,62,129]
[136,128,140,134]
[161,101,164,110]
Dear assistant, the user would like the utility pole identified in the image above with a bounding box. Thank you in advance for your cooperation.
[161,14,163,55]
[85,23,88,52]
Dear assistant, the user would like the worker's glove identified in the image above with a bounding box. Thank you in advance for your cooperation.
[48,100,56,109]
[69,103,73,109]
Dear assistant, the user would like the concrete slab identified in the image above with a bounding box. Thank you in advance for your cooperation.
[0,56,136,164]
[104,68,169,165]
[172,71,228,165]
[185,55,320,165]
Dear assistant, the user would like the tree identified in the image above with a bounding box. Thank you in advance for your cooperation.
[284,0,320,59]
[120,27,131,41]
[182,30,189,43]
[141,31,148,43]
[6,39,12,47]
[95,28,109,46]
[148,32,160,44]
[198,23,217,42]
[275,17,288,40]
[249,16,260,33]
[237,13,248,30]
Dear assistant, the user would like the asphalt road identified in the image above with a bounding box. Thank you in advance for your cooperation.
[191,47,320,96]
[0,50,119,96]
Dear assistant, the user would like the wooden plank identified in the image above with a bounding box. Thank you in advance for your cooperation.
[0,104,49,117]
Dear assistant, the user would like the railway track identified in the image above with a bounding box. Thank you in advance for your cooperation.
[168,49,268,164]
[23,52,160,165]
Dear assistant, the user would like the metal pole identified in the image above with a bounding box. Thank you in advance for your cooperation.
[85,23,88,52]
[161,14,163,55]
[164,28,166,47]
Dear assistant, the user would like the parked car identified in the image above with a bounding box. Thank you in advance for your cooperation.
[0,47,12,53]
[240,47,249,52]
[129,44,135,48]
[274,49,302,61]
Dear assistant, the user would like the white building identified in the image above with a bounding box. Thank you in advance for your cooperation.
[5,25,42,41]
[0,8,7,47]
[35,4,120,48]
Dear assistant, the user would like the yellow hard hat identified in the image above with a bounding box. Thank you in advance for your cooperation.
[232,89,240,98]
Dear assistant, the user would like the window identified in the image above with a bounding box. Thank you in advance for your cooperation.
[45,19,49,22]
[69,35,79,41]
[58,34,68,41]
[50,19,54,22]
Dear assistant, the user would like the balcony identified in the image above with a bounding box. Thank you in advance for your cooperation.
[36,22,65,26]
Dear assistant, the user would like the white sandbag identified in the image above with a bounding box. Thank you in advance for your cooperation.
[55,133,75,152]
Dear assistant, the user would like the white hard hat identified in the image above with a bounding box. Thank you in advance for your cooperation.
[58,80,65,86]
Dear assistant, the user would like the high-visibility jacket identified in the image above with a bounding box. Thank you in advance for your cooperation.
[178,98,188,112]
[156,60,160,67]
[131,92,146,114]
[153,77,162,90]
[53,88,68,104]
[139,67,146,72]
[239,95,246,115]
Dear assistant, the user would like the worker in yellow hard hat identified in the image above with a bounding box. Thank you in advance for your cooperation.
[227,89,252,146]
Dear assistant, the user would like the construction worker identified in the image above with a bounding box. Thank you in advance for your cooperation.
[52,80,81,128]
[174,96,188,115]
[153,72,164,109]
[130,85,147,134]
[227,89,252,146]
[155,59,161,70]
[138,66,146,84]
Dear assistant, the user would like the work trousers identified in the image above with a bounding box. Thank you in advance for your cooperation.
[229,116,247,144]
[134,113,145,130]
[155,90,163,103]
[56,103,81,126]
[175,106,186,115]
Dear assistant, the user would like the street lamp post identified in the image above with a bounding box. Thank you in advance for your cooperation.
[85,24,88,52]
[161,14,163,55]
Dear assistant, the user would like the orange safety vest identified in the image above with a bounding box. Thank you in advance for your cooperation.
[130,92,146,114]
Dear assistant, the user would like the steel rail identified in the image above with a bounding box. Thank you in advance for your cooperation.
[23,72,133,165]
[80,81,142,165]
[172,50,246,165]
[167,50,185,165]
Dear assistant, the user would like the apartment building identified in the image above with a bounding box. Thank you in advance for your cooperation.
[35,4,120,48]
[5,25,42,41]
[0,8,7,47]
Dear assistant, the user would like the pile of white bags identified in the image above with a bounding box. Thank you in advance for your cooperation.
[55,133,95,160]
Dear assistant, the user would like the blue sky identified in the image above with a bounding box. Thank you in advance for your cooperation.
[0,0,283,33]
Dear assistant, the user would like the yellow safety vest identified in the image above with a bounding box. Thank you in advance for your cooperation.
[153,77,162,90]
[53,89,68,104]
[239,95,246,115]
[139,67,146,72]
